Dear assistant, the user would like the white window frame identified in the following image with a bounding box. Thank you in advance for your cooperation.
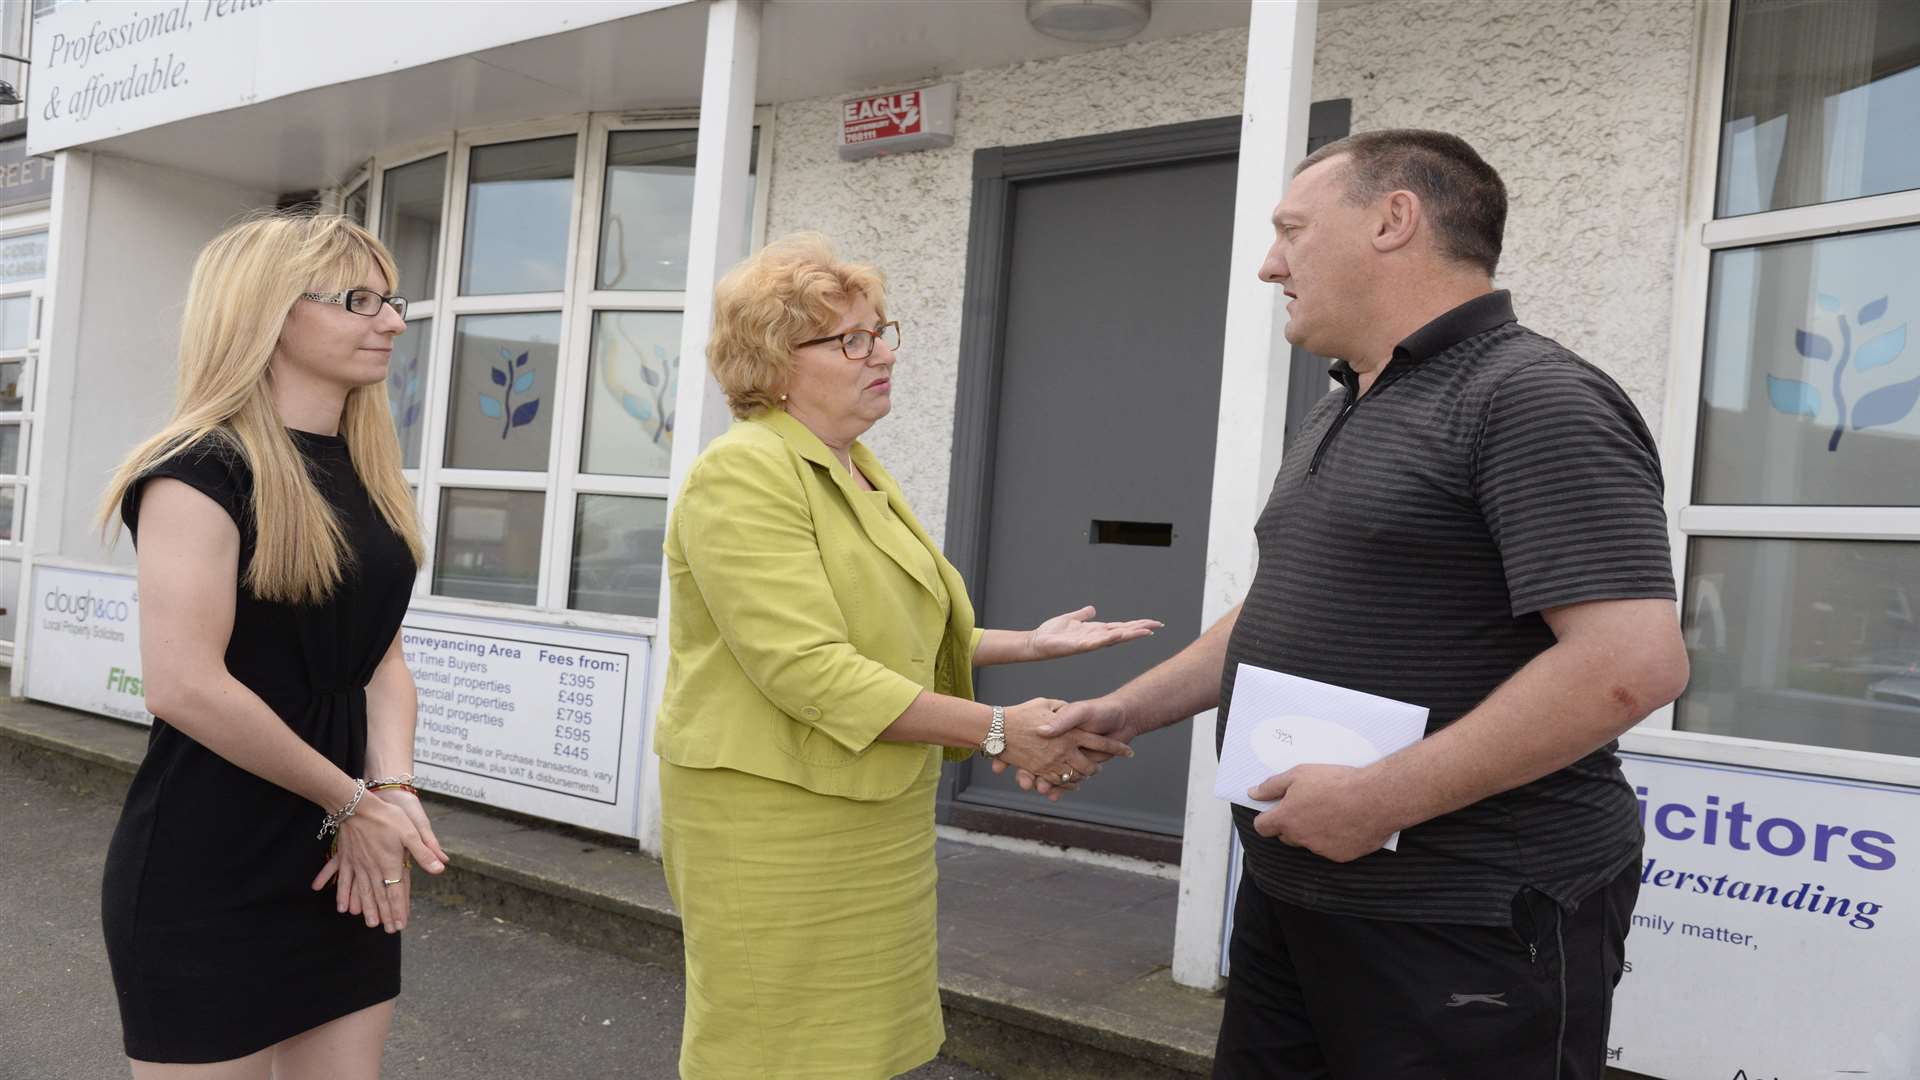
[1633,0,1920,787]
[0,206,49,658]
[349,108,774,636]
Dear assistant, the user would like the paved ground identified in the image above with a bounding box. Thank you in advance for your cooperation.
[1,754,992,1080]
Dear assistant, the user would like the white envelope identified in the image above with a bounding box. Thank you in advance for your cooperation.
[1214,663,1429,852]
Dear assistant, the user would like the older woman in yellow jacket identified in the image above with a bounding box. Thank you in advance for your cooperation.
[656,234,1157,1079]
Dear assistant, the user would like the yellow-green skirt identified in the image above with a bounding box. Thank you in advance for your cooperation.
[659,747,945,1079]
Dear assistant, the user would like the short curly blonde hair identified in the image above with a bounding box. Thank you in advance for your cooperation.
[708,232,887,419]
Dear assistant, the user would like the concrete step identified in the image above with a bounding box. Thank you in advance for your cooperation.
[0,699,1223,1079]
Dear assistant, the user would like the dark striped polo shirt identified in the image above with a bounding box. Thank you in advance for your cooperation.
[1219,290,1674,926]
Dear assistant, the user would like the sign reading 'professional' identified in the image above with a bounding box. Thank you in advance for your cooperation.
[27,0,690,156]
[1610,753,1920,1078]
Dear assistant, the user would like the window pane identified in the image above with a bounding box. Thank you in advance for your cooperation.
[0,294,27,349]
[460,136,576,295]
[385,318,430,470]
[0,558,17,643]
[380,154,446,303]
[569,494,666,618]
[432,488,544,605]
[0,359,21,411]
[0,230,45,284]
[1717,1,1920,216]
[444,312,559,472]
[0,484,15,541]
[581,311,680,476]
[344,183,368,227]
[597,128,758,291]
[598,130,697,291]
[0,422,20,474]
[1696,224,1919,506]
[1679,537,1920,756]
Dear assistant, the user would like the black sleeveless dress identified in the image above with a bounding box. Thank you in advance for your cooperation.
[100,429,417,1063]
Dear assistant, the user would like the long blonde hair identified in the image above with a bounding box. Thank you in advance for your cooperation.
[98,212,426,605]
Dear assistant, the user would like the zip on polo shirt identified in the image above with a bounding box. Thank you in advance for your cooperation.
[1307,358,1416,477]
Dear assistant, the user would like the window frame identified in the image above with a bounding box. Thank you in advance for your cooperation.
[0,207,49,657]
[1638,0,1920,785]
[353,108,774,635]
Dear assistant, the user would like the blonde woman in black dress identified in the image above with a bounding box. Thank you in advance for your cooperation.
[98,213,448,1078]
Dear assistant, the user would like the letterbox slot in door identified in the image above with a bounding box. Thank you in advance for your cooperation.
[1090,520,1173,546]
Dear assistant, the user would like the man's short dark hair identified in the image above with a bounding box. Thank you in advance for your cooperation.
[1294,129,1507,277]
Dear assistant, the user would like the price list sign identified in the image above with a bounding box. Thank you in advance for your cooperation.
[400,614,649,836]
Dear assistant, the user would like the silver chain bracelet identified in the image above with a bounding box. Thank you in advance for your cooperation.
[318,779,367,840]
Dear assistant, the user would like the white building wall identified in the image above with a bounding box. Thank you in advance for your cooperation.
[764,0,1698,541]
[41,154,273,566]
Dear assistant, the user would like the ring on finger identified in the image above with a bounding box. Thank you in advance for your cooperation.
[382,877,403,886]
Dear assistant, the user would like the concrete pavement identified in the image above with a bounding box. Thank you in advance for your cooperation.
[1,753,992,1080]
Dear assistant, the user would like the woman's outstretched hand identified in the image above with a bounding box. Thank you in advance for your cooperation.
[1026,606,1162,661]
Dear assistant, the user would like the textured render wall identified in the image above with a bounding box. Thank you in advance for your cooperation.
[764,27,1252,544]
[764,2,1698,541]
[1309,0,1698,434]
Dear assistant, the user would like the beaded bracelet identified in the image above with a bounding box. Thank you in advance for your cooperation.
[318,779,367,840]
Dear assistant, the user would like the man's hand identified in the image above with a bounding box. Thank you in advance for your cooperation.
[990,695,1137,799]
[1249,764,1399,863]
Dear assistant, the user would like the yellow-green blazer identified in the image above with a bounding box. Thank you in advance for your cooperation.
[656,408,983,801]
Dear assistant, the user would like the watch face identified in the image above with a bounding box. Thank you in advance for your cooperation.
[983,735,1006,756]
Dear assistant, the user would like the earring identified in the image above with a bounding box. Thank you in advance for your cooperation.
[779,393,788,402]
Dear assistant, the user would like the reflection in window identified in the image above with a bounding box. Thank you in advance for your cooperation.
[598,128,758,291]
[0,294,27,349]
[0,230,45,284]
[569,494,666,617]
[599,131,698,291]
[445,313,560,472]
[0,485,15,541]
[1695,224,1919,506]
[432,488,545,605]
[1718,1,1920,216]
[385,319,431,470]
[582,311,680,477]
[1679,537,1920,757]
[380,155,446,303]
[461,136,576,296]
[0,422,20,474]
[0,360,20,411]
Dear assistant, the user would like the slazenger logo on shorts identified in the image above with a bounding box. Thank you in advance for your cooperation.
[1444,993,1509,1008]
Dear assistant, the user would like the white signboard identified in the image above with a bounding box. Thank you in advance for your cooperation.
[23,563,152,726]
[1613,752,1920,1079]
[27,0,690,156]
[401,610,650,839]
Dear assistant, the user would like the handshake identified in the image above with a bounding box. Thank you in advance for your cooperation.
[985,695,1136,801]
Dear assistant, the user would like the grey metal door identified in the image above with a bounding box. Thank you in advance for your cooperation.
[944,122,1238,839]
[942,109,1351,848]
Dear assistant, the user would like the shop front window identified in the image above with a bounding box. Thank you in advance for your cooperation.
[460,136,576,296]
[1674,0,1920,757]
[363,115,763,620]
[1717,0,1920,217]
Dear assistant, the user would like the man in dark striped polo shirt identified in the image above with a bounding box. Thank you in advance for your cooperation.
[1028,130,1689,1077]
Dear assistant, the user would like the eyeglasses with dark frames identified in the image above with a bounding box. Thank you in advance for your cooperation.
[303,288,408,319]
[794,320,901,361]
